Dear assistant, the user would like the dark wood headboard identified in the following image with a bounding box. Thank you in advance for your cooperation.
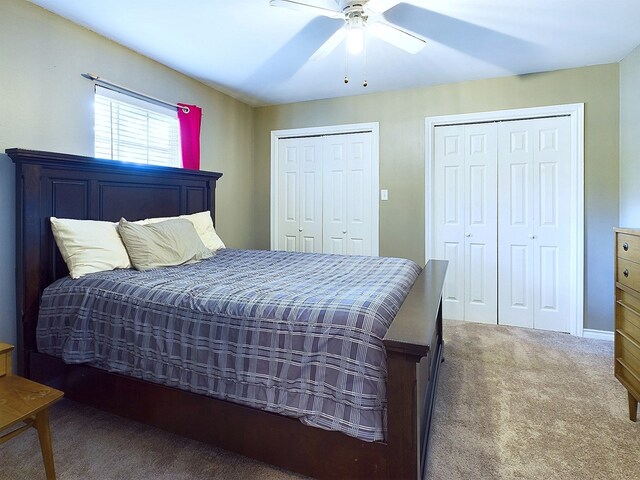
[7,148,223,375]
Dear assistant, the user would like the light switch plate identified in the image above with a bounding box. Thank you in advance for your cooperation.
[381,189,388,201]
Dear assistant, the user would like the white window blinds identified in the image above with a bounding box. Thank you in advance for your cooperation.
[94,86,181,167]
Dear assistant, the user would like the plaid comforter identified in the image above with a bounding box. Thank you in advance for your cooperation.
[37,249,421,442]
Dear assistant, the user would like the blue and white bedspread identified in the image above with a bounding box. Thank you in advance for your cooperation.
[37,248,421,442]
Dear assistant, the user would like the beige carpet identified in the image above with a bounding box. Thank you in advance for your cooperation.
[426,320,639,480]
[2,321,638,479]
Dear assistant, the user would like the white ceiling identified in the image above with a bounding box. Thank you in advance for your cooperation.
[28,0,640,106]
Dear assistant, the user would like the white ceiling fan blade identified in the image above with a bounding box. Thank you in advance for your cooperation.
[269,0,343,19]
[310,27,347,60]
[365,0,402,15]
[369,20,426,54]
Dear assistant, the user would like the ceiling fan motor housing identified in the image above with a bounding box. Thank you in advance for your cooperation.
[342,1,368,25]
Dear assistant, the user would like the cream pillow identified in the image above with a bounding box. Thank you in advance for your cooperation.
[118,218,214,271]
[143,211,225,251]
[50,217,132,279]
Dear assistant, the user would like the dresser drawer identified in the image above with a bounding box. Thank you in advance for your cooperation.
[617,257,640,292]
[618,233,640,262]
[617,331,640,373]
[616,358,640,399]
[617,288,640,314]
[616,302,640,344]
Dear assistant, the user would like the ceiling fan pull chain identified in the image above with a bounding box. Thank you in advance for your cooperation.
[362,30,368,88]
[344,39,349,84]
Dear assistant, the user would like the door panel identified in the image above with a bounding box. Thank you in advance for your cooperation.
[509,163,528,226]
[299,143,323,252]
[499,116,571,332]
[444,166,461,224]
[434,126,466,320]
[538,245,559,310]
[498,124,534,328]
[346,133,372,255]
[434,123,497,323]
[464,123,498,324]
[323,132,373,256]
[468,243,487,303]
[509,244,529,309]
[539,162,558,226]
[278,140,301,252]
[443,241,463,306]
[532,116,571,332]
[329,237,345,254]
[285,235,297,252]
[468,165,487,225]
[277,137,323,252]
[323,139,348,255]
[284,173,297,222]
[301,236,316,253]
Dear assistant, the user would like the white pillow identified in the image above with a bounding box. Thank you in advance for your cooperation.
[143,211,225,251]
[50,217,132,279]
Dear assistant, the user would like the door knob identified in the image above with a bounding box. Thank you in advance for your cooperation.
[342,230,347,234]
[298,227,302,232]
[529,234,536,239]
[465,233,471,237]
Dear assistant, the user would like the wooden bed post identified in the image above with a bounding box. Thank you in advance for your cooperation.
[386,350,421,478]
[384,260,447,479]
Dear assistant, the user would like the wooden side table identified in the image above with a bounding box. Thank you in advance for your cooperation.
[0,343,64,480]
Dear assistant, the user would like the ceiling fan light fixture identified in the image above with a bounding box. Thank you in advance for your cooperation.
[346,16,365,55]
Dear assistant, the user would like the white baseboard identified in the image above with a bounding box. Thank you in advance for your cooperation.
[583,329,614,341]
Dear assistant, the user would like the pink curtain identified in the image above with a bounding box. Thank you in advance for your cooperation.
[177,103,202,170]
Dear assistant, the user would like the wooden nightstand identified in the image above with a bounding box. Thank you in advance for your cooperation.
[0,343,64,480]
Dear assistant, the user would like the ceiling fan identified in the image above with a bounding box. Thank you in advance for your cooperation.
[269,0,427,59]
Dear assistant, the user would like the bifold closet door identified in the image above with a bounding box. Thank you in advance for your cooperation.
[434,123,498,323]
[497,116,572,332]
[323,132,373,255]
[276,136,323,253]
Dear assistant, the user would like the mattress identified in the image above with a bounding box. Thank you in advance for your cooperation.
[37,248,421,442]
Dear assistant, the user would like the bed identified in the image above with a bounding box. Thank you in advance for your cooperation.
[7,148,447,479]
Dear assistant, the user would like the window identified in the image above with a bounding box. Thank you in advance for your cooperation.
[94,86,181,167]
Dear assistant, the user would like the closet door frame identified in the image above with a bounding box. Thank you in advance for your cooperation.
[425,104,585,336]
[270,122,380,256]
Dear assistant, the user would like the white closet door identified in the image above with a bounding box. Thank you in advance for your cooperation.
[434,124,497,323]
[497,123,535,327]
[434,125,466,320]
[498,116,572,332]
[323,132,373,256]
[276,137,323,253]
[323,136,348,254]
[532,116,572,332]
[464,123,498,324]
[345,133,372,255]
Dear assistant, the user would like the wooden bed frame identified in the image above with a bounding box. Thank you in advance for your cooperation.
[7,148,447,480]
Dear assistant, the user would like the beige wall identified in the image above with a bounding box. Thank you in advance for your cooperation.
[620,43,640,226]
[0,0,255,354]
[254,65,620,331]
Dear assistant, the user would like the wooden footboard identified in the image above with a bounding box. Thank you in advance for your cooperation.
[384,260,447,479]
[9,148,447,479]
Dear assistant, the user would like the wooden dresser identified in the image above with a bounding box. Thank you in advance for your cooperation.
[614,228,640,422]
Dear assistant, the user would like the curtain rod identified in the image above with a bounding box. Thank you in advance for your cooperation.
[81,73,189,114]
